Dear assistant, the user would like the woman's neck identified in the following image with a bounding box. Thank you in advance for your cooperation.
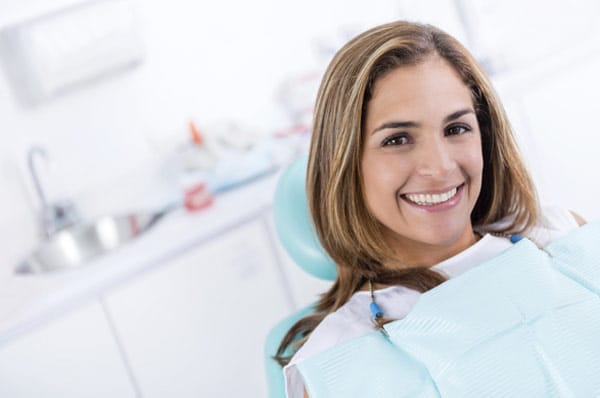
[358,227,481,292]
[384,229,481,270]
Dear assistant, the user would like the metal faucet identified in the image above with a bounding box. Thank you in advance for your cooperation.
[27,146,80,238]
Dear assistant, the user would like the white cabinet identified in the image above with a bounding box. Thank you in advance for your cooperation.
[103,218,293,397]
[0,301,136,398]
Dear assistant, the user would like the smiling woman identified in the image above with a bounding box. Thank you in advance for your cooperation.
[274,20,586,398]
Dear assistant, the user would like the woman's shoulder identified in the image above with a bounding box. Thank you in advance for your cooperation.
[287,300,373,368]
[526,206,582,246]
[283,296,378,398]
[287,285,419,367]
[539,206,582,229]
[283,286,417,397]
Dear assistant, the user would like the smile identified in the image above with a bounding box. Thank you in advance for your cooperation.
[403,184,462,206]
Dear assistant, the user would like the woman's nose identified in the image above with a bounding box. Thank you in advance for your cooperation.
[415,137,455,178]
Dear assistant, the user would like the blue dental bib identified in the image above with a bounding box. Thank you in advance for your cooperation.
[297,222,600,397]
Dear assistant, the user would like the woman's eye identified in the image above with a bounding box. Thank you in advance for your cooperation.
[446,124,471,136]
[382,134,410,146]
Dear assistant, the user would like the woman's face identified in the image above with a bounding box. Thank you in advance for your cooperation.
[361,55,483,265]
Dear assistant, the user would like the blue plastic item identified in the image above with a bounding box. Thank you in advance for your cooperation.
[369,301,383,319]
[509,234,523,243]
[272,155,336,281]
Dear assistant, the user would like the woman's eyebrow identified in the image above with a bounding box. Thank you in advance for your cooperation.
[371,120,419,135]
[444,108,475,123]
[371,108,475,135]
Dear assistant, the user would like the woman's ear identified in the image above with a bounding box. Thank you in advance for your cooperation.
[569,210,587,226]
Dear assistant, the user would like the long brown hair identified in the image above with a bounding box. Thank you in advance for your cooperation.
[275,21,539,366]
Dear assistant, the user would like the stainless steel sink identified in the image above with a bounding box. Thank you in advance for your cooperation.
[16,212,166,274]
[17,146,180,275]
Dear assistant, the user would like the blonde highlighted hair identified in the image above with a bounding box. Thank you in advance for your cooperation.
[276,20,539,366]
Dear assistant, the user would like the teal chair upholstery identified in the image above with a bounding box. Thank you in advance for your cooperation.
[264,155,336,397]
[264,304,316,397]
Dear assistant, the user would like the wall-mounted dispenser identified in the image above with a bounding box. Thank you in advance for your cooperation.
[0,0,144,106]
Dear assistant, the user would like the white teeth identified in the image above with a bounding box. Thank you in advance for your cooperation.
[405,187,458,206]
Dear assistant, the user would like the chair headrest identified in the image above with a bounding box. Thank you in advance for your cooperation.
[273,155,337,280]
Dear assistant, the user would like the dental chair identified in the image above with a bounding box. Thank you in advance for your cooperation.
[264,155,336,398]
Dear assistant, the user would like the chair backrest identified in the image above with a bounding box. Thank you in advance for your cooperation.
[264,304,316,398]
[272,154,336,280]
[264,155,336,397]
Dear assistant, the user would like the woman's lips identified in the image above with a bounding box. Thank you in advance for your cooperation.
[400,183,465,212]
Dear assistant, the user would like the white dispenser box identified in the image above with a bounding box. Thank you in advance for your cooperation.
[0,0,144,104]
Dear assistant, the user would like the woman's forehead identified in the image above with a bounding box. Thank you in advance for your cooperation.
[365,56,474,129]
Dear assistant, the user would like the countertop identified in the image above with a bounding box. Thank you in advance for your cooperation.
[0,169,281,347]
